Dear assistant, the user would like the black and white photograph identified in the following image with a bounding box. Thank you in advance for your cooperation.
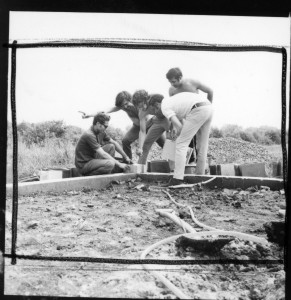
[2,9,290,299]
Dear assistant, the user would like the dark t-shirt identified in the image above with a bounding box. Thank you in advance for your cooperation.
[123,105,139,119]
[75,126,111,169]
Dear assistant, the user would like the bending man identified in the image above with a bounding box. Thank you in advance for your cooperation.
[132,90,168,165]
[148,92,213,186]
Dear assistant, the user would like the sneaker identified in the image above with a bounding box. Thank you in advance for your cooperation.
[161,177,184,187]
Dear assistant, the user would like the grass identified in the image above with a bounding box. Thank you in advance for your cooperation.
[6,138,76,183]
[6,136,284,183]
[263,144,284,161]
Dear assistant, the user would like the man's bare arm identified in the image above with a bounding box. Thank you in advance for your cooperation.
[169,86,175,96]
[169,115,183,139]
[137,110,151,155]
[106,106,121,114]
[95,147,130,170]
[80,106,121,119]
[195,80,213,102]
[109,139,133,163]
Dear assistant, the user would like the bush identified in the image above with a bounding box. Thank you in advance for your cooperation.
[210,126,223,138]
[18,120,67,146]
[246,126,281,145]
[220,124,243,139]
[106,126,125,144]
[239,131,257,143]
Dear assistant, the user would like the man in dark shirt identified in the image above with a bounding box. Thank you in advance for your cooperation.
[75,112,130,176]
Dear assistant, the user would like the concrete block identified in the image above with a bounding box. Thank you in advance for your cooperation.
[39,168,71,181]
[209,165,218,175]
[271,161,284,178]
[234,164,241,176]
[125,164,146,174]
[217,164,236,176]
[238,163,267,178]
[184,164,196,174]
[148,160,170,173]
[70,168,82,177]
[168,160,175,172]
[276,160,283,177]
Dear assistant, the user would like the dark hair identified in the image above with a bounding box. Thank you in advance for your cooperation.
[93,112,110,125]
[166,68,182,80]
[132,89,149,106]
[148,94,164,107]
[115,91,132,107]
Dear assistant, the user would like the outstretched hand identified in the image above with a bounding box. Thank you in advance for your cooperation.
[124,157,133,164]
[136,148,143,156]
[78,111,90,119]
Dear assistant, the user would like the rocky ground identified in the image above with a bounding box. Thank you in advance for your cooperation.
[5,178,285,299]
[136,137,282,176]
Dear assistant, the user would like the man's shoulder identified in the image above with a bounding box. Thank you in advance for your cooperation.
[183,78,200,87]
[81,128,95,138]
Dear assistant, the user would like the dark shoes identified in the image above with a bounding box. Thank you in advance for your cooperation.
[161,177,184,187]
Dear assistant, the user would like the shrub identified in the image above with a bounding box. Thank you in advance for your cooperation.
[210,126,223,138]
[239,131,257,143]
[220,124,243,139]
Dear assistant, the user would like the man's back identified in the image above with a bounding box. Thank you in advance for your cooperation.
[169,79,200,96]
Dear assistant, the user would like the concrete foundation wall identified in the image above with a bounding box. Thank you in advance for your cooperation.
[140,174,284,191]
[6,173,137,196]
[6,173,284,196]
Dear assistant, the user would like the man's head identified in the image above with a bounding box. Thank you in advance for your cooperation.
[115,91,132,110]
[132,89,149,110]
[93,112,110,133]
[166,67,183,88]
[148,94,164,116]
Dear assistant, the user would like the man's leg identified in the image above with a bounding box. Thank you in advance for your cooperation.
[100,143,115,158]
[81,159,115,176]
[174,106,213,180]
[195,109,213,175]
[122,124,140,159]
[155,118,169,149]
[138,122,166,164]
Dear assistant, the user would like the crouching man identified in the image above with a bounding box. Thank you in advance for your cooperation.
[148,92,213,186]
[75,112,131,176]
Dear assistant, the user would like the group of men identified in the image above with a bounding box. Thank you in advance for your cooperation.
[75,67,213,186]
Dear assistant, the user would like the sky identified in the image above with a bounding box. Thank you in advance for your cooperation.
[8,12,290,131]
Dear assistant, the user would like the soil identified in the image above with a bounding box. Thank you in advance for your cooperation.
[5,178,285,299]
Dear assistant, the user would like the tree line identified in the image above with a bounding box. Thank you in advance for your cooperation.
[7,121,282,147]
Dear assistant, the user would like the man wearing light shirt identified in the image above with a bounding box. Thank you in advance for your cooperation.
[148,92,213,186]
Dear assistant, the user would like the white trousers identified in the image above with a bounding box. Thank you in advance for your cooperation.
[174,105,213,179]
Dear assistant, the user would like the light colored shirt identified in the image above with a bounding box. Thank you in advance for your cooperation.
[161,92,209,121]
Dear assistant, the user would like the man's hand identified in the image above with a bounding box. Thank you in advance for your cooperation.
[117,162,131,172]
[78,111,91,119]
[136,148,143,156]
[172,124,182,140]
[124,157,133,164]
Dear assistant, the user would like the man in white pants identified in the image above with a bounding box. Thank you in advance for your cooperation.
[148,92,213,186]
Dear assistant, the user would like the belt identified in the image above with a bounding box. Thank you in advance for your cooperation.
[191,102,210,110]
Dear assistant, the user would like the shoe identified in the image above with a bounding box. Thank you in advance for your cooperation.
[161,177,184,187]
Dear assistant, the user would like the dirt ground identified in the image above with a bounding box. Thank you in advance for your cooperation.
[5,177,285,299]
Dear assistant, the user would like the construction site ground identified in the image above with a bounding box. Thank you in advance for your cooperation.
[5,177,285,299]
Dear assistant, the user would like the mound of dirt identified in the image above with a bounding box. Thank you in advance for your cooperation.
[208,137,277,165]
[137,137,279,168]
